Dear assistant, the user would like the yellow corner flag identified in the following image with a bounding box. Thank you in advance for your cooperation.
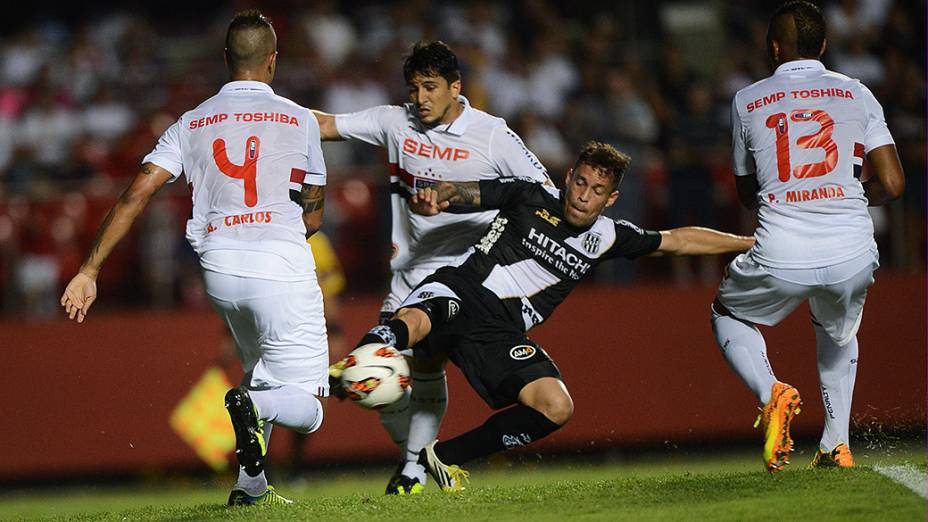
[169,366,236,471]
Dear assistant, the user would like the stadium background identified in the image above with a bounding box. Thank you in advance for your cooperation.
[0,0,923,485]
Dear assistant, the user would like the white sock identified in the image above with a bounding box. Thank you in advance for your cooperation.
[250,385,324,433]
[712,310,777,404]
[815,324,858,452]
[234,424,272,495]
[378,387,412,451]
[401,370,448,483]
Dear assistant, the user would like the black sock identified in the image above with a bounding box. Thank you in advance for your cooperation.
[357,319,410,351]
[434,405,561,466]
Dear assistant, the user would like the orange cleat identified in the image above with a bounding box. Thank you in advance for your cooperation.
[808,443,855,469]
[754,381,802,473]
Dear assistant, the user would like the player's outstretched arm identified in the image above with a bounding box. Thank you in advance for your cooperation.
[409,181,481,216]
[299,184,325,238]
[311,111,343,141]
[60,162,172,323]
[862,144,905,206]
[654,227,754,256]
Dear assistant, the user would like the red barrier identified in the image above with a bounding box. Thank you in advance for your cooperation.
[1,273,923,480]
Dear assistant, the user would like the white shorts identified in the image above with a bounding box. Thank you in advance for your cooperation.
[716,250,879,346]
[380,265,438,319]
[203,269,329,396]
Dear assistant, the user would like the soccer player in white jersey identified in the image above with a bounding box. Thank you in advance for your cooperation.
[60,10,330,505]
[711,1,904,473]
[314,41,552,494]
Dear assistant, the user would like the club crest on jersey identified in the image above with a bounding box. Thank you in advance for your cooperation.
[509,345,536,360]
[582,232,602,255]
[535,209,561,227]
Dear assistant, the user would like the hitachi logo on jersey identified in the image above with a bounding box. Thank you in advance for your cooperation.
[527,227,591,273]
[402,138,470,161]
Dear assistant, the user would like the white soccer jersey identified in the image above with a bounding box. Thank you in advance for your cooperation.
[335,96,551,272]
[731,59,894,268]
[143,81,326,281]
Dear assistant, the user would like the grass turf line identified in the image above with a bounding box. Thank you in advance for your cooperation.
[1,460,925,522]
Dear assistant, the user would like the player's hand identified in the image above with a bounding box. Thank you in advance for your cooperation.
[60,272,98,323]
[409,187,449,216]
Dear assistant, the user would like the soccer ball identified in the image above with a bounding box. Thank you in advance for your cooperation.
[340,343,410,409]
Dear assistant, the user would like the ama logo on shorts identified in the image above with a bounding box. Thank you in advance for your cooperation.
[509,345,536,360]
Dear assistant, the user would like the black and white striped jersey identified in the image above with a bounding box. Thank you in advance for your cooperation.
[448,178,662,331]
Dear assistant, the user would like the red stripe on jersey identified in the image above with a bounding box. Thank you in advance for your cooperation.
[290,168,306,184]
[388,162,415,187]
[854,143,864,159]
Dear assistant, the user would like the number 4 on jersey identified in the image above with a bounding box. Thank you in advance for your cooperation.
[212,136,261,207]
[765,109,838,182]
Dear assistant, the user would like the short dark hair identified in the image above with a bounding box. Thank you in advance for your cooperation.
[574,141,631,189]
[402,41,461,85]
[225,10,276,73]
[770,1,826,58]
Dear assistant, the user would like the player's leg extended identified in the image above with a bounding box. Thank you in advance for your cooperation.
[712,256,805,473]
[421,376,569,492]
[208,271,329,505]
[389,352,448,494]
[809,323,858,468]
[711,299,777,404]
[808,262,873,468]
[374,275,420,458]
[383,291,458,493]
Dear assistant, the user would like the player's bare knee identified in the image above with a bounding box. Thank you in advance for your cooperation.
[541,391,574,426]
[520,378,573,426]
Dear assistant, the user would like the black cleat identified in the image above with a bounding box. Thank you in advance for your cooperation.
[224,387,266,477]
[385,464,424,495]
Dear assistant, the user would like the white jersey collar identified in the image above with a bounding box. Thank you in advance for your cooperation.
[219,80,275,95]
[774,59,825,76]
[431,95,473,136]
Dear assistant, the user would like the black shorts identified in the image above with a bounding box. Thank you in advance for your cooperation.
[405,268,562,409]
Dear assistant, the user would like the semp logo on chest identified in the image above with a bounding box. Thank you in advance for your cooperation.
[509,345,536,360]
[402,138,470,161]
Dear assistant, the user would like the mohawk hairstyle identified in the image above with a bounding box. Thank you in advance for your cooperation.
[225,10,276,73]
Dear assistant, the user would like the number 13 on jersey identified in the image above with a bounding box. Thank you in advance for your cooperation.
[766,109,838,182]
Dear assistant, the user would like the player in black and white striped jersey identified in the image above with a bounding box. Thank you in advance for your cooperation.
[343,142,753,491]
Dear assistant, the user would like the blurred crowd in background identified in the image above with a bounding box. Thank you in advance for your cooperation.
[0,0,923,319]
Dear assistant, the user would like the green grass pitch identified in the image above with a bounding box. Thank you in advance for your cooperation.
[1,444,924,521]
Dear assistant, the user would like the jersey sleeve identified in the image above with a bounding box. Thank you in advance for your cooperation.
[334,105,406,147]
[304,111,327,186]
[859,84,895,153]
[478,178,538,210]
[488,125,551,183]
[141,117,184,181]
[730,96,755,177]
[604,219,662,259]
